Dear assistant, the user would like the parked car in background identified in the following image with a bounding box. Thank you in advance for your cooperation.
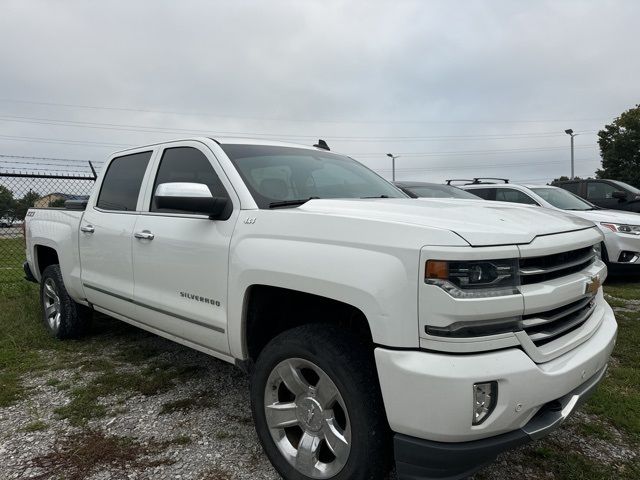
[393,181,481,199]
[554,179,640,213]
[0,216,13,228]
[462,182,640,266]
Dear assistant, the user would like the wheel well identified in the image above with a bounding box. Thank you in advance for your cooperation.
[244,285,373,362]
[35,245,59,275]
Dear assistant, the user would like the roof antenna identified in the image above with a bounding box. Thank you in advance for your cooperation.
[313,139,330,151]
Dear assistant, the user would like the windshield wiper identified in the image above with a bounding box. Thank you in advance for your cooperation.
[268,197,319,209]
[361,195,390,199]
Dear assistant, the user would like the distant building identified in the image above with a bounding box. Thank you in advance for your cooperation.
[34,193,89,208]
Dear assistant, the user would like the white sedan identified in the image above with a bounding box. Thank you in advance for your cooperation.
[462,182,640,266]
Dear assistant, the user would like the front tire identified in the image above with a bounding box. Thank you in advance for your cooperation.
[39,264,92,339]
[250,324,391,480]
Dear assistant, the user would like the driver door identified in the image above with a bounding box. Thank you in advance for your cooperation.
[131,142,239,355]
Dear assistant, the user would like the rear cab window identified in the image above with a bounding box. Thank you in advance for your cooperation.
[96,151,153,211]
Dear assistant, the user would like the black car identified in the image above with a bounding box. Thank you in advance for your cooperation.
[553,179,640,213]
[394,181,481,199]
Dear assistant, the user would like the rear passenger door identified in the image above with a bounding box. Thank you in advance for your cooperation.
[131,142,239,354]
[80,150,154,316]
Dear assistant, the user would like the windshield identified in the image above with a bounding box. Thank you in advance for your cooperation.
[610,180,640,195]
[405,184,480,199]
[531,187,595,210]
[221,144,406,208]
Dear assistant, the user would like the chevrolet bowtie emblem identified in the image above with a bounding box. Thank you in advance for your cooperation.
[585,275,601,295]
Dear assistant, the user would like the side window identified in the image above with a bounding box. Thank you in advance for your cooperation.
[587,182,618,200]
[96,151,152,211]
[151,147,229,213]
[468,188,496,200]
[495,188,538,205]
[561,182,579,194]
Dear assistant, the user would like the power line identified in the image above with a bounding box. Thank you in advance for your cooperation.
[0,153,102,163]
[0,113,598,142]
[0,98,610,125]
[0,135,131,148]
[352,145,594,157]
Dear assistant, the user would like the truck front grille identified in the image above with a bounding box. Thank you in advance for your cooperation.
[519,246,595,285]
[522,295,596,346]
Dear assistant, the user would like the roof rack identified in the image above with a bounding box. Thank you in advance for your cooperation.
[445,179,475,185]
[471,177,509,184]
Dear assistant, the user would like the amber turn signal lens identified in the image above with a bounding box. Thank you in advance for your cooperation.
[426,260,449,280]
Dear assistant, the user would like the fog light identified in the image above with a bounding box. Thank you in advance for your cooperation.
[473,381,498,425]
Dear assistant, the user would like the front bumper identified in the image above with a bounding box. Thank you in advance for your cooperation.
[393,365,607,480]
[375,304,616,442]
[603,230,640,264]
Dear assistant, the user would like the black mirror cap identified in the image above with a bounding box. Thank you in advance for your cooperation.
[612,191,628,200]
[155,195,231,219]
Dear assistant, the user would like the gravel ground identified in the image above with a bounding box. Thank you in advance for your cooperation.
[0,314,637,480]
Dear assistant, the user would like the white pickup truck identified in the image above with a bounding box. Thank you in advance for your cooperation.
[24,138,617,480]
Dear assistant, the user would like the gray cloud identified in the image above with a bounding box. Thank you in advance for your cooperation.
[1,0,638,183]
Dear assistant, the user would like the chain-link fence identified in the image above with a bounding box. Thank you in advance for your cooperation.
[0,166,96,286]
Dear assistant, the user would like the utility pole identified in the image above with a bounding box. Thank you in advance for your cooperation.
[564,129,577,179]
[386,153,400,181]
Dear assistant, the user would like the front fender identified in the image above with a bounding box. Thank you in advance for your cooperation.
[227,237,421,358]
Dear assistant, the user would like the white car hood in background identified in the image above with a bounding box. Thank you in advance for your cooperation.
[564,208,640,226]
[298,198,595,246]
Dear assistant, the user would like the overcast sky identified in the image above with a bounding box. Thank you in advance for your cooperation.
[1,0,639,183]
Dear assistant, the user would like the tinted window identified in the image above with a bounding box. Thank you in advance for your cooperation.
[221,145,405,208]
[151,147,229,213]
[610,180,640,194]
[587,182,619,200]
[97,151,152,211]
[467,188,496,200]
[559,182,580,194]
[405,185,480,199]
[495,188,538,205]
[530,187,594,210]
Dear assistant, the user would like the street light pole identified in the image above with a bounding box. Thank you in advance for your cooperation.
[386,153,399,181]
[564,129,576,179]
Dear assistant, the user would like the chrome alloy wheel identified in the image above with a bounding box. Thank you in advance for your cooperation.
[264,358,351,478]
[43,277,62,330]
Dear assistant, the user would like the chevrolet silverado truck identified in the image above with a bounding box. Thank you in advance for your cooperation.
[24,138,617,480]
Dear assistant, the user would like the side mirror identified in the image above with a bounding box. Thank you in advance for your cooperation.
[612,190,627,200]
[154,183,229,219]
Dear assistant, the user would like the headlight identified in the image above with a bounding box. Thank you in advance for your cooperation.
[425,259,520,298]
[601,223,640,235]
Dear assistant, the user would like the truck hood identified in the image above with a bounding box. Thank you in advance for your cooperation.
[298,198,595,246]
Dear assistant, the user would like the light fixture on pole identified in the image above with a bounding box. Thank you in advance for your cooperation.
[386,153,400,181]
[564,129,577,179]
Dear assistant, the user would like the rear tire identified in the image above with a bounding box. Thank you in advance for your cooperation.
[250,324,391,480]
[39,264,92,339]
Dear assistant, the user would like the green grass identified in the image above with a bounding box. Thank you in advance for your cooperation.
[526,444,640,480]
[603,283,640,301]
[21,420,48,432]
[584,312,640,441]
[0,236,27,287]
[55,361,204,425]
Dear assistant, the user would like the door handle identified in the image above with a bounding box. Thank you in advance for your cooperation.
[80,225,95,233]
[134,230,155,240]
